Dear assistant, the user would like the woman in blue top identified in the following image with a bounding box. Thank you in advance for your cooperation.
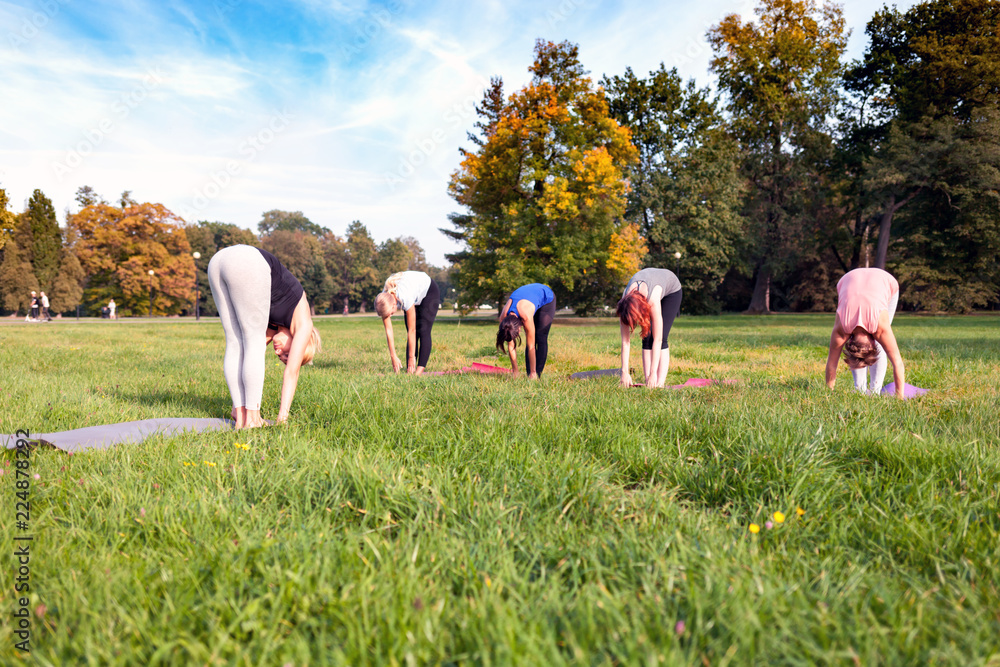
[496,283,556,378]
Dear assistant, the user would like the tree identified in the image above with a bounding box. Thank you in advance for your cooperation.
[376,238,411,277]
[75,185,104,209]
[842,0,1000,310]
[20,189,62,291]
[0,188,16,254]
[0,240,39,315]
[185,221,258,316]
[709,0,848,313]
[68,202,195,316]
[603,65,746,313]
[344,221,380,312]
[257,210,326,237]
[49,240,85,314]
[398,236,429,271]
[447,39,639,313]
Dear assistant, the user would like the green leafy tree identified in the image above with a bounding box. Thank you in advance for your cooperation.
[20,189,62,292]
[0,239,39,315]
[376,238,411,277]
[842,0,1000,310]
[344,221,381,312]
[603,65,746,313]
[398,236,429,271]
[447,39,639,314]
[49,232,85,314]
[258,210,327,237]
[75,185,105,209]
[709,0,848,313]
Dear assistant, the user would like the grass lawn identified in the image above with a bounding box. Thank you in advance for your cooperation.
[1,312,998,665]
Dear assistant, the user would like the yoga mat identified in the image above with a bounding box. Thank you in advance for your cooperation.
[569,368,621,380]
[1,418,234,454]
[882,382,928,399]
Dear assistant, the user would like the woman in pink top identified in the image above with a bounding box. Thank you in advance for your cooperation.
[825,268,906,398]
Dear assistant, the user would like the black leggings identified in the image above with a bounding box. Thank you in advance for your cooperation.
[409,280,440,368]
[641,288,682,350]
[529,297,556,376]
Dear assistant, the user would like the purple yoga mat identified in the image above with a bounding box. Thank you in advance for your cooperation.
[881,382,929,399]
[1,418,234,454]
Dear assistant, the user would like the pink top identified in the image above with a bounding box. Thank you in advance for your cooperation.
[836,268,899,333]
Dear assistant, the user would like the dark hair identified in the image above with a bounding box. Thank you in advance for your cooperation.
[496,312,523,353]
[843,330,880,369]
[616,290,652,338]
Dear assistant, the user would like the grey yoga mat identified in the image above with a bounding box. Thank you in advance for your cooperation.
[1,418,234,454]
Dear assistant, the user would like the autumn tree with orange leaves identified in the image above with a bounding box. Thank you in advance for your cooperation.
[446,40,641,314]
[68,202,195,316]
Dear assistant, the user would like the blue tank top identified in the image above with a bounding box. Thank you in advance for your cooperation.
[508,284,554,312]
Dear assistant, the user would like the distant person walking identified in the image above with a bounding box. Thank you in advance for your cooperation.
[40,292,50,321]
[375,271,439,375]
[825,267,905,398]
[208,245,321,428]
[108,299,117,320]
[28,291,39,321]
[617,268,683,388]
[496,283,556,378]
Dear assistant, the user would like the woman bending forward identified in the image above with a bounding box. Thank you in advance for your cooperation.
[496,283,556,378]
[617,268,682,388]
[375,271,439,374]
[825,267,905,398]
[208,245,320,428]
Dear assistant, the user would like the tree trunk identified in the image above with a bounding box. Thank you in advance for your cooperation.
[874,193,896,270]
[745,264,771,314]
[359,300,367,314]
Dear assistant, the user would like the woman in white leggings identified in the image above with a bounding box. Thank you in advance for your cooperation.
[825,268,905,398]
[208,245,320,428]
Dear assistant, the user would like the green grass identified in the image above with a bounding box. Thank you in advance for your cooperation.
[1,313,999,666]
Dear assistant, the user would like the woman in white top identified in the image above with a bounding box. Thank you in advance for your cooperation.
[375,271,440,374]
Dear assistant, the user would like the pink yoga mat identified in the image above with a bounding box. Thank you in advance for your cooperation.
[881,382,928,399]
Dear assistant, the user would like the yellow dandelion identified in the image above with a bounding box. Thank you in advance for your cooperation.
[773,512,785,524]
[235,443,250,450]
[749,524,760,534]
[796,507,805,516]
[203,461,216,467]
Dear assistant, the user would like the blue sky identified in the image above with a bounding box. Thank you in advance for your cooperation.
[1,0,917,265]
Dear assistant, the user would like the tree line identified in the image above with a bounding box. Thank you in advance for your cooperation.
[3,0,996,317]
[446,0,1000,313]
[0,186,449,318]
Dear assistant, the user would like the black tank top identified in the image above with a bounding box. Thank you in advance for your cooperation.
[257,248,304,329]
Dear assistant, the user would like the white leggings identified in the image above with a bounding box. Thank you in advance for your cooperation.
[852,290,899,395]
[208,246,271,411]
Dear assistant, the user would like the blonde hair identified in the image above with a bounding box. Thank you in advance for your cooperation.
[375,291,397,319]
[382,272,404,294]
[303,328,322,365]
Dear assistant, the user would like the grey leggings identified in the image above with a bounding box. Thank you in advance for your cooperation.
[208,246,271,411]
